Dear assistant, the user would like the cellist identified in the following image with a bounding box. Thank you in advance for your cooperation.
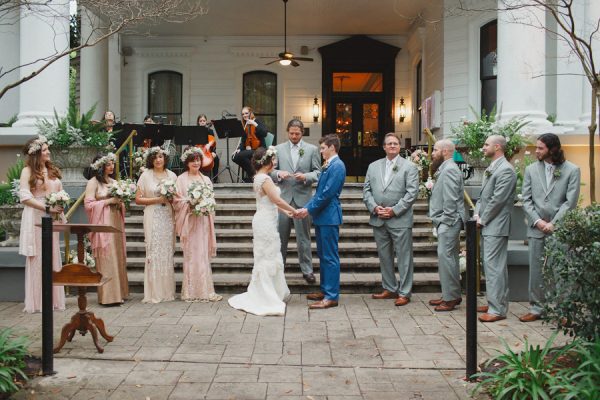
[232,106,268,183]
[196,114,220,181]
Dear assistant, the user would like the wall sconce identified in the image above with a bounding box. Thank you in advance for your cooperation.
[313,96,319,122]
[399,97,407,123]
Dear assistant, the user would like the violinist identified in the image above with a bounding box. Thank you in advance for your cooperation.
[196,114,220,182]
[232,106,268,182]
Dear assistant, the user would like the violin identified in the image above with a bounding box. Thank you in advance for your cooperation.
[243,112,261,150]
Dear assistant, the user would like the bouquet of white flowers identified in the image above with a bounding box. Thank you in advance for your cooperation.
[187,181,216,216]
[45,190,71,209]
[418,178,434,200]
[108,179,137,207]
[157,179,176,200]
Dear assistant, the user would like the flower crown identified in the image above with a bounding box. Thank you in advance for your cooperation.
[180,146,204,162]
[90,153,117,170]
[145,146,169,159]
[27,135,48,155]
[258,146,277,165]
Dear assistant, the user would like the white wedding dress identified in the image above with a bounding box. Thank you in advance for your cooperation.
[228,173,290,316]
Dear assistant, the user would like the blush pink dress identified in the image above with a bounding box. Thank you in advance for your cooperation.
[84,177,129,304]
[174,172,218,301]
[18,174,66,313]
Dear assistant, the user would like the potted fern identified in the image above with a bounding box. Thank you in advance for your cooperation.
[0,158,24,247]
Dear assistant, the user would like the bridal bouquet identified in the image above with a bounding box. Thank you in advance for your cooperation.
[187,181,216,216]
[418,178,434,199]
[157,179,176,200]
[45,190,71,209]
[108,179,137,207]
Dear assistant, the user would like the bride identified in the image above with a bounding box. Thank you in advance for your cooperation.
[228,146,296,316]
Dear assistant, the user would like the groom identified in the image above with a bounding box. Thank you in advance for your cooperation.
[296,134,346,309]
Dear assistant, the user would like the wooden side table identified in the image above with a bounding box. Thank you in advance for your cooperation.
[50,223,121,354]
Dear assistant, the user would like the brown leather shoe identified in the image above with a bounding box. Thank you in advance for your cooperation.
[478,313,506,323]
[477,305,489,313]
[519,313,541,322]
[308,299,338,309]
[372,290,399,300]
[306,292,325,301]
[394,296,410,306]
[429,297,462,306]
[434,299,461,312]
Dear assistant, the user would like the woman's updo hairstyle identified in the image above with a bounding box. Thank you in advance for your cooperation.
[251,146,277,172]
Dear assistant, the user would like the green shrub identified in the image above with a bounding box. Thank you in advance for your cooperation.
[543,204,600,339]
[473,333,571,400]
[551,337,600,399]
[0,329,29,394]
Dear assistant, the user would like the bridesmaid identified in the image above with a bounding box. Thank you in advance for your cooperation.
[84,153,129,305]
[174,147,222,302]
[135,147,177,303]
[18,136,66,313]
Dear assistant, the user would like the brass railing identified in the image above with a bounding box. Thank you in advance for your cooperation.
[63,130,137,263]
[423,128,480,291]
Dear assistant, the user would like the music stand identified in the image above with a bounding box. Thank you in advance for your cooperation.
[212,119,245,182]
[174,126,210,146]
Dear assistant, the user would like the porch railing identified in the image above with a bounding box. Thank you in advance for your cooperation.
[63,130,137,263]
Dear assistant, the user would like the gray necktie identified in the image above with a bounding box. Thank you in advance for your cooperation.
[384,160,393,184]
[546,164,553,186]
[291,145,300,170]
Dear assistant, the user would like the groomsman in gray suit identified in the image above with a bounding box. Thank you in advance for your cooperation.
[428,139,466,312]
[474,135,517,322]
[363,133,419,306]
[270,119,321,283]
[520,133,580,322]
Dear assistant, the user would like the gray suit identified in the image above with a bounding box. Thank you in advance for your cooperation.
[428,159,466,302]
[521,160,580,314]
[363,157,419,297]
[270,140,321,275]
[475,156,517,316]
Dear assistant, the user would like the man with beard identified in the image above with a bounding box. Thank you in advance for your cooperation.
[519,133,580,322]
[427,139,466,311]
[474,135,517,323]
[363,133,419,306]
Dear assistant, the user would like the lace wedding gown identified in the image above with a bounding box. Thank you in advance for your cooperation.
[228,173,290,316]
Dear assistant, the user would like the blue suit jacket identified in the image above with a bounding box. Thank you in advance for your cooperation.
[305,156,346,226]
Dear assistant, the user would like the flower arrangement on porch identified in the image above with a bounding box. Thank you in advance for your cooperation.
[0,158,24,247]
[452,106,531,167]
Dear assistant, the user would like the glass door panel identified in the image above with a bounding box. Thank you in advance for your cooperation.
[335,103,353,147]
[362,103,379,147]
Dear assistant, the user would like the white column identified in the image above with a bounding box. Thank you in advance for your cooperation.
[576,0,600,133]
[107,35,122,120]
[80,8,108,120]
[496,1,551,131]
[0,7,21,122]
[13,0,70,127]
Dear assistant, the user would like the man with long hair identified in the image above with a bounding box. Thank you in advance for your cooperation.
[520,133,580,322]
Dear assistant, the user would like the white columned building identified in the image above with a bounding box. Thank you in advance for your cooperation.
[79,9,108,120]
[496,0,551,131]
[13,0,70,127]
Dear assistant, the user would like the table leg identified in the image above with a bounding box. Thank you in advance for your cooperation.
[89,312,114,342]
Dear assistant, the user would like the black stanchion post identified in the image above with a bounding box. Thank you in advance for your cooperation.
[465,218,478,380]
[41,208,55,376]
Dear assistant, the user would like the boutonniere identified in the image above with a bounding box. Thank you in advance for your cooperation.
[392,164,398,173]
[322,160,330,171]
[485,169,492,178]
[298,148,305,157]
[553,168,561,180]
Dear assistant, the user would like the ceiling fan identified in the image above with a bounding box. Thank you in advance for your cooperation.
[261,0,313,67]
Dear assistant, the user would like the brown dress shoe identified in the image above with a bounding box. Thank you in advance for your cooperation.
[306,292,325,301]
[308,299,338,309]
[478,313,506,323]
[394,296,410,306]
[477,305,489,313]
[429,297,462,306]
[372,290,399,300]
[434,299,461,312]
[519,313,541,322]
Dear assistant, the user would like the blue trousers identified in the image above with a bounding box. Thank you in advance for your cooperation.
[315,225,340,301]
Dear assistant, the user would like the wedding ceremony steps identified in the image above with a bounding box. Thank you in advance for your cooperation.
[123,183,442,293]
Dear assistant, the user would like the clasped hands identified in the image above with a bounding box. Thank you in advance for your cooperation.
[535,219,555,234]
[285,208,308,219]
[374,206,395,219]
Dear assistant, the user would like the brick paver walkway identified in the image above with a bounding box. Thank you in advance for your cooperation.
[1,293,569,399]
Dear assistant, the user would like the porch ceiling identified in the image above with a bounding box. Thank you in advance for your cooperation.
[133,0,442,37]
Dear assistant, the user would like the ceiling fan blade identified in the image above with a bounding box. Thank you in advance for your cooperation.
[260,56,279,59]
[265,60,280,65]
[291,57,313,62]
[291,60,300,67]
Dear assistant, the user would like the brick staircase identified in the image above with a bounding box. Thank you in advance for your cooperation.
[124,183,441,293]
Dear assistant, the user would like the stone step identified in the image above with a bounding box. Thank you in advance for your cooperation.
[124,271,443,293]
[124,256,440,271]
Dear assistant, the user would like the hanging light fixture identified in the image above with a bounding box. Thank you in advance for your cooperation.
[399,97,407,123]
[313,97,319,122]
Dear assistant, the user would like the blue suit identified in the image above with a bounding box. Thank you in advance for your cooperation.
[305,156,346,301]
